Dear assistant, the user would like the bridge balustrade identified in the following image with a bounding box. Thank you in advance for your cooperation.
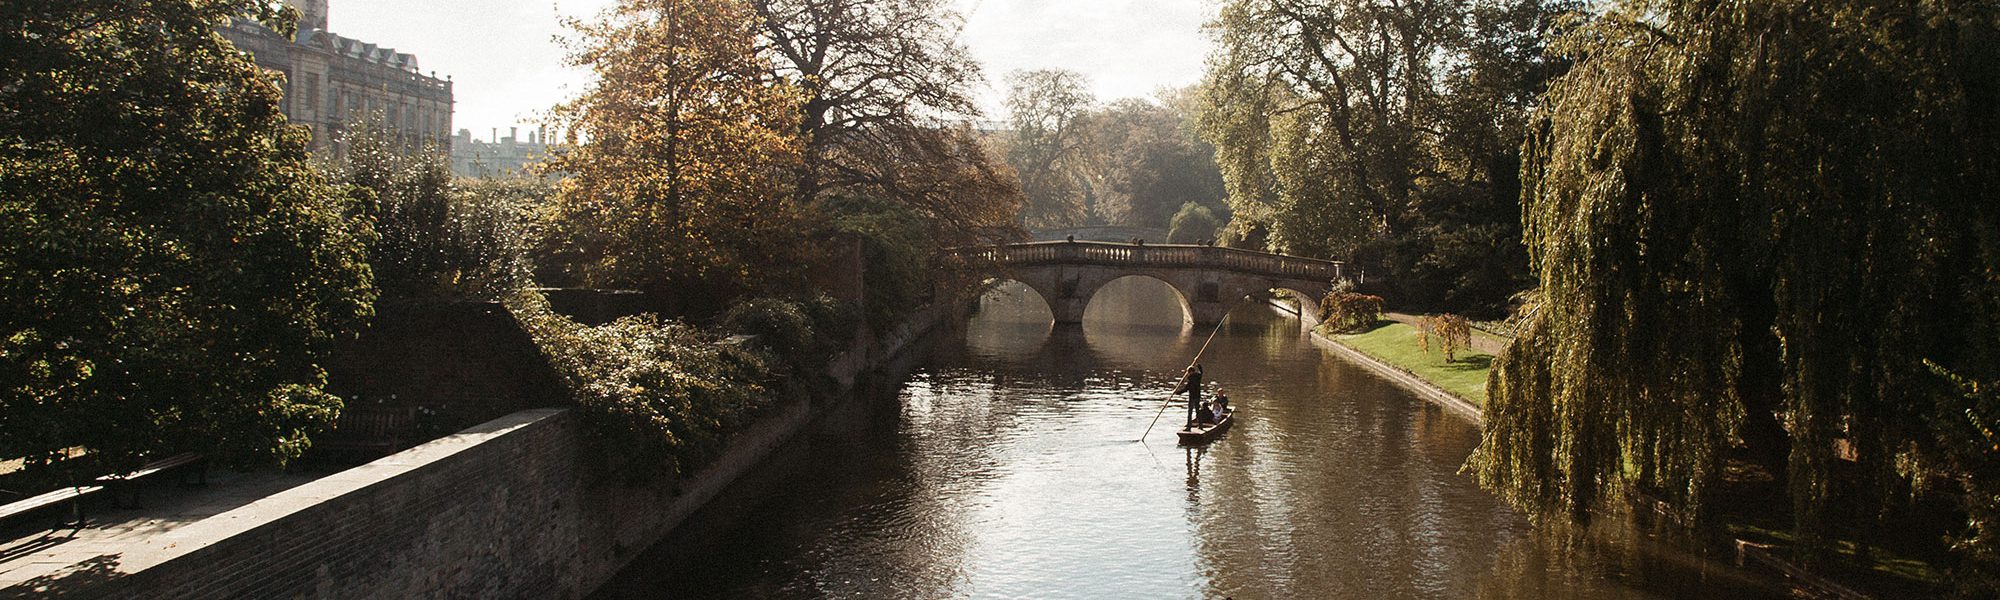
[953,240,1346,282]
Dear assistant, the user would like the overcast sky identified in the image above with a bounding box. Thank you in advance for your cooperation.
[324,0,1215,142]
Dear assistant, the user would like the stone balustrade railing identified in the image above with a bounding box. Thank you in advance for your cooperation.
[952,240,1346,282]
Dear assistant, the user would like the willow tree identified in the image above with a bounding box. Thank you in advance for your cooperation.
[549,0,805,304]
[0,1,374,472]
[1469,0,2000,580]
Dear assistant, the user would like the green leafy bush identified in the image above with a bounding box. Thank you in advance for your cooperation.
[510,292,772,478]
[796,294,861,350]
[720,298,813,361]
[822,194,933,328]
[718,295,858,370]
[1922,364,2000,593]
[1167,201,1222,244]
[336,132,531,301]
[1318,290,1385,333]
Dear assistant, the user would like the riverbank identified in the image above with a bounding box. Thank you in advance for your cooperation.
[1325,321,1494,406]
[1381,312,1511,356]
[0,305,952,599]
[1299,316,1490,424]
[1293,308,1913,599]
[1263,297,1495,421]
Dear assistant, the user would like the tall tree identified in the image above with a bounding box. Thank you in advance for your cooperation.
[1199,0,1569,312]
[1003,69,1096,229]
[549,0,805,308]
[751,0,1021,250]
[1467,0,2000,585]
[1201,0,1455,254]
[0,0,375,472]
[1083,95,1228,231]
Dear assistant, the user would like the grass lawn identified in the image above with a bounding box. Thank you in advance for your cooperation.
[1329,321,1492,407]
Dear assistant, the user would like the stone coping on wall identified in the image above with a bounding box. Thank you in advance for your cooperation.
[3,409,565,597]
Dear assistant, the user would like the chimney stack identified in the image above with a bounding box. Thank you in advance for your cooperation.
[490,128,497,144]
[290,0,329,31]
[509,127,518,143]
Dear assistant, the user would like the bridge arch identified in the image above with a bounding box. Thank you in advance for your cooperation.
[1270,286,1326,329]
[975,277,1057,320]
[1005,265,1317,327]
[1078,274,1194,327]
[955,240,1348,328]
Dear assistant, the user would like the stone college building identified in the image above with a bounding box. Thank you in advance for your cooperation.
[222,0,453,158]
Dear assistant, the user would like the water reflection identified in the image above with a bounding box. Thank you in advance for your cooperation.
[595,278,1787,599]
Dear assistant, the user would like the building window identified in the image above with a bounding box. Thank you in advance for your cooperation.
[302,75,319,113]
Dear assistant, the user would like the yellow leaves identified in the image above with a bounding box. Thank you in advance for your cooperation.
[547,0,808,290]
[1416,313,1472,362]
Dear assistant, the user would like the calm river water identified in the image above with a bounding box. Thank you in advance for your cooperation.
[595,278,1788,599]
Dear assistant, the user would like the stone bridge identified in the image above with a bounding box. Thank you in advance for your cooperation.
[953,240,1352,327]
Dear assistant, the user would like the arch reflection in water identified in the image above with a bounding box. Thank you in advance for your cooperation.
[595,274,1792,599]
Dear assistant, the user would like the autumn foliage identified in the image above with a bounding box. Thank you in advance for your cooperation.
[1317,290,1384,333]
[548,0,807,303]
[1416,314,1472,362]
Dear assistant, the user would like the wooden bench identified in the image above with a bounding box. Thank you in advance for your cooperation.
[317,406,418,458]
[0,484,105,534]
[96,452,208,508]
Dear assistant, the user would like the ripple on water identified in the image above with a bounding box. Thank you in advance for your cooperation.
[600,279,1795,600]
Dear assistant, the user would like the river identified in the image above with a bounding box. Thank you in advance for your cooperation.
[594,278,1788,599]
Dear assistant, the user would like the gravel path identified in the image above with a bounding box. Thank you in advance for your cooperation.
[1382,312,1512,355]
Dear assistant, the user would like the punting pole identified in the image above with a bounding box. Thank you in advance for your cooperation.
[1139,295,1250,440]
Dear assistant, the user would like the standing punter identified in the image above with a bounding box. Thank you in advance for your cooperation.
[1173,364,1204,427]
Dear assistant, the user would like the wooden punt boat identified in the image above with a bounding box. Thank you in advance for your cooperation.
[1176,408,1235,444]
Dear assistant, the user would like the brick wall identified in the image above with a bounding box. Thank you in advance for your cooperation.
[7,307,947,599]
[20,409,588,599]
[318,302,566,462]
[16,398,825,599]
